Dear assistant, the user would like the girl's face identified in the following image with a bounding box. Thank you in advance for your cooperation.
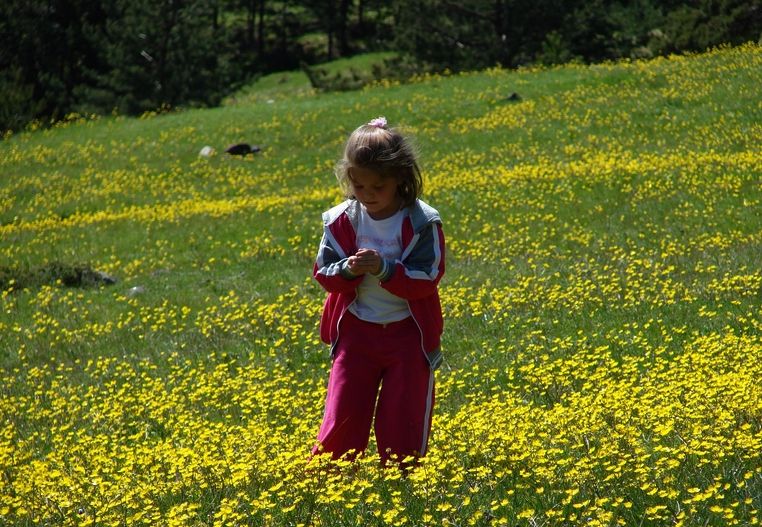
[348,166,401,220]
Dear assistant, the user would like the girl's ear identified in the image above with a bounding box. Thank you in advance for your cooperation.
[397,176,410,202]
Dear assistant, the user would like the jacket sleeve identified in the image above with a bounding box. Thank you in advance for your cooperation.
[313,227,363,293]
[378,222,445,300]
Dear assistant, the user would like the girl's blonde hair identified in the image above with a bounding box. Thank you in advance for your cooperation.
[335,118,423,208]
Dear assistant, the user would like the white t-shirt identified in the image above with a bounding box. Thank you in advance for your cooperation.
[348,207,411,324]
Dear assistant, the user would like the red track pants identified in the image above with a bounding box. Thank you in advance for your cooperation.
[313,311,435,464]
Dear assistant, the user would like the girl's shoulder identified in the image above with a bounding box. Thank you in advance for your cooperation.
[408,199,442,231]
[322,199,359,226]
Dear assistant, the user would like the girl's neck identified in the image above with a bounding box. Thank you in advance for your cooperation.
[365,198,402,220]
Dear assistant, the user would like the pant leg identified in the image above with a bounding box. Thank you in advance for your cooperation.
[374,318,435,464]
[313,316,383,460]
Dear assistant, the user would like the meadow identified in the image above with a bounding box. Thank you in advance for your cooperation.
[1,43,761,527]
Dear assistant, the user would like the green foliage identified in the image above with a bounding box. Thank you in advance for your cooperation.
[392,0,505,70]
[537,31,575,66]
[392,0,762,71]
[0,67,41,132]
[2,0,761,131]
[0,0,109,127]
[300,52,402,91]
[663,0,762,52]
[98,0,238,114]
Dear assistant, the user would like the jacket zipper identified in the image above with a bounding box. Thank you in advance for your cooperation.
[330,300,355,358]
[407,300,430,367]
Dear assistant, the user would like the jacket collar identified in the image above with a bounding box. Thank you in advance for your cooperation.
[324,199,440,233]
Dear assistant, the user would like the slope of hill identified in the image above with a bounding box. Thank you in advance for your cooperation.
[1,43,761,527]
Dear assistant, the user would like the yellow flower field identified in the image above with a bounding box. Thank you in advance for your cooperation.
[1,44,761,526]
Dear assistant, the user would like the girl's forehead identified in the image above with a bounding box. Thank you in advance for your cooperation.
[348,166,386,183]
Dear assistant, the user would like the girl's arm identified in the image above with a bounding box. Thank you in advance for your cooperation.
[377,222,445,300]
[313,229,363,293]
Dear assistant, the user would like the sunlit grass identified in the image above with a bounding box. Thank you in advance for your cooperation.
[1,43,761,526]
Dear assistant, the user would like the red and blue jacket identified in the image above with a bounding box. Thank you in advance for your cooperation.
[313,198,446,370]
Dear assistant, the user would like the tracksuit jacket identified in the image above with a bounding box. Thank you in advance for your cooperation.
[313,198,445,369]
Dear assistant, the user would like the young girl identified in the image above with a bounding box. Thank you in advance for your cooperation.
[312,116,445,465]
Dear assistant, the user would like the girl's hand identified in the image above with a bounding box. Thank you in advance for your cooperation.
[348,248,382,275]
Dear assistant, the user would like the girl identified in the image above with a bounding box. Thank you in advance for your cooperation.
[312,116,445,465]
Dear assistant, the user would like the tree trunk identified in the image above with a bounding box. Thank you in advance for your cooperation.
[494,0,508,65]
[247,0,255,47]
[279,2,287,56]
[327,1,335,59]
[338,0,350,56]
[258,0,266,56]
[494,0,503,37]
[158,0,180,104]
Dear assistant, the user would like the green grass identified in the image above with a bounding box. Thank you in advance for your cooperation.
[222,51,398,105]
[1,44,761,527]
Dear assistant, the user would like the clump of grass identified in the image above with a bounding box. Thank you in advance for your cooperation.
[223,52,400,104]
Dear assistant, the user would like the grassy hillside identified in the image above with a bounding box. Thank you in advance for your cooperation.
[1,43,761,527]
[222,52,398,105]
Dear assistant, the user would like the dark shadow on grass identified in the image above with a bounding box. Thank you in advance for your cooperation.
[0,261,117,291]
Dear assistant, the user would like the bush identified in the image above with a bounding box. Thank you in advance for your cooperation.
[0,67,41,132]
